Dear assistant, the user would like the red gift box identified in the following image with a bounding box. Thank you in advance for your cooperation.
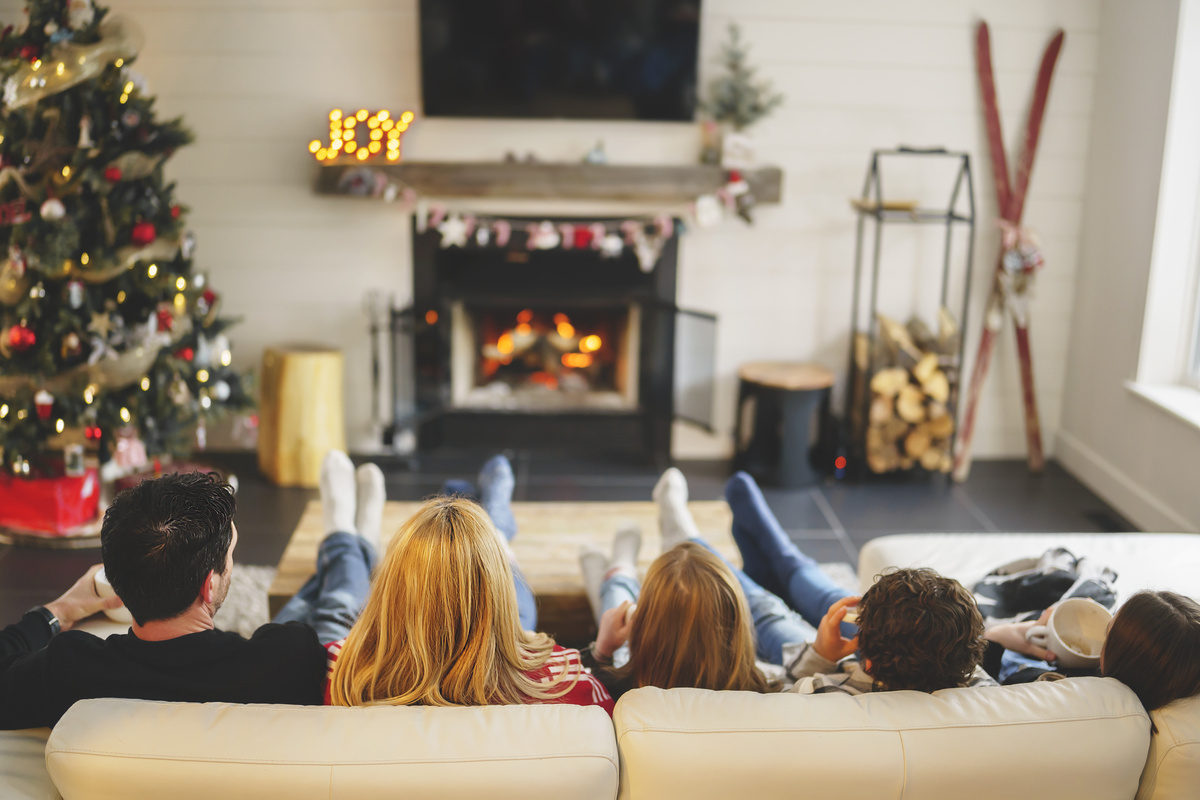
[0,468,100,534]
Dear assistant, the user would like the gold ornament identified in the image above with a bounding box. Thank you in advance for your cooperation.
[105,151,163,181]
[0,259,30,305]
[3,16,143,110]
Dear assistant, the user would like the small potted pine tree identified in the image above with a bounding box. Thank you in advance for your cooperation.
[698,24,784,168]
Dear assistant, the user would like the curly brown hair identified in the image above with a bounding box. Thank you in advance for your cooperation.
[856,567,986,693]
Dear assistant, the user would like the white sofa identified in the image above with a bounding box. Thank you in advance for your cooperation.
[4,531,1200,800]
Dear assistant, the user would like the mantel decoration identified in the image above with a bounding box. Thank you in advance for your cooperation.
[0,0,253,539]
[308,108,414,164]
[698,23,783,169]
[308,106,765,254]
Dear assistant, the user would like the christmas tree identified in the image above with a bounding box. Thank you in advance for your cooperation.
[0,0,250,503]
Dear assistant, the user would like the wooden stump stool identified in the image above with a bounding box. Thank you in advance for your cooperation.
[258,347,346,488]
[733,362,835,488]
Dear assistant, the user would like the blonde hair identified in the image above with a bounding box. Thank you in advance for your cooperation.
[329,497,579,707]
[619,542,768,693]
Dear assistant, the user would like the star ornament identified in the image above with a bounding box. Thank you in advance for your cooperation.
[88,310,114,338]
[437,213,469,248]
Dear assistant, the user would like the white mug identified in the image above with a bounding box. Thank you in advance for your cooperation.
[93,567,134,625]
[1025,597,1113,669]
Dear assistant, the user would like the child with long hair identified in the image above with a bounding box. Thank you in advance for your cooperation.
[1100,590,1200,713]
[580,536,769,698]
[327,460,613,714]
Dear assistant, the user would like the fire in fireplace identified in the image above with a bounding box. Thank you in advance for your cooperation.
[451,304,639,412]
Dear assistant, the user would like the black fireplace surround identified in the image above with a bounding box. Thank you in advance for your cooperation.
[394,217,713,465]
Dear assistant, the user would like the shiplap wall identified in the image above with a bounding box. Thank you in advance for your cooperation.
[1,0,1101,457]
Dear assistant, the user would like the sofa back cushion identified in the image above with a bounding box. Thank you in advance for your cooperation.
[46,699,618,800]
[0,728,58,800]
[1138,694,1200,800]
[614,677,1149,800]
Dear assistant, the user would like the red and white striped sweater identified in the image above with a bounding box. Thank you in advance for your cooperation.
[323,639,615,716]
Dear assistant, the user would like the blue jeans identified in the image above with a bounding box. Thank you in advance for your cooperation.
[272,532,377,645]
[598,538,819,666]
[513,564,537,632]
[597,571,639,666]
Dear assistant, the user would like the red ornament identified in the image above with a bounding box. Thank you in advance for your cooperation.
[727,169,743,183]
[574,228,594,249]
[85,425,102,440]
[175,346,194,362]
[6,323,35,352]
[201,289,216,306]
[156,308,175,332]
[130,221,157,246]
[104,166,122,182]
[34,390,54,420]
[170,205,182,219]
[17,45,38,61]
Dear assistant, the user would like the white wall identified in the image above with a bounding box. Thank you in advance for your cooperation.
[3,0,1102,458]
[1058,0,1200,533]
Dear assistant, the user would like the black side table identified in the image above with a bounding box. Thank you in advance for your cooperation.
[733,362,835,488]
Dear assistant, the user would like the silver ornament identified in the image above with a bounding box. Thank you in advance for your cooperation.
[40,198,66,221]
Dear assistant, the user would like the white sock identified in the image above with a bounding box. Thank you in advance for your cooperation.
[611,523,642,573]
[355,463,386,550]
[320,450,357,536]
[579,544,610,625]
[653,468,700,552]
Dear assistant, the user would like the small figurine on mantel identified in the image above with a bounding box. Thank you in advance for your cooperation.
[698,23,784,169]
[584,140,607,165]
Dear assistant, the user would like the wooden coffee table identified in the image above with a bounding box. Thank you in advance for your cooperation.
[269,500,739,643]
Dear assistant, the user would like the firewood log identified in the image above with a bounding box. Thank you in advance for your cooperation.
[937,307,960,355]
[920,446,944,471]
[912,353,939,385]
[905,425,933,458]
[927,413,955,439]
[867,442,901,474]
[870,368,909,398]
[877,313,923,363]
[883,417,909,443]
[922,369,950,404]
[869,396,894,426]
[907,317,937,354]
[896,384,926,423]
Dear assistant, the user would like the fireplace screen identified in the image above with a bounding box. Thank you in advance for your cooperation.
[450,303,639,411]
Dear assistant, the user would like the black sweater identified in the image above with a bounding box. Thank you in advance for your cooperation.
[0,612,326,729]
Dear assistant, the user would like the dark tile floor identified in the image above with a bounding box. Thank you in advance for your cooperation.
[0,453,1135,623]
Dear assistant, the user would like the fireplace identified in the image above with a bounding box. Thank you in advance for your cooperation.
[372,217,715,465]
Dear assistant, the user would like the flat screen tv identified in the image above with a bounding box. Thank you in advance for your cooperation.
[419,0,702,121]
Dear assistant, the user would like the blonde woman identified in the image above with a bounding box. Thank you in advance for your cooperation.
[327,487,614,714]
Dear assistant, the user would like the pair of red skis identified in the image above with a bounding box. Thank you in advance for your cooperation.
[953,22,1065,481]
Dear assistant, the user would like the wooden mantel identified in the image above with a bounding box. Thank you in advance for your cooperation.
[314,161,783,204]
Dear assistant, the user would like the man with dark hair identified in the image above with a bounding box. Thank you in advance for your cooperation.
[0,466,380,730]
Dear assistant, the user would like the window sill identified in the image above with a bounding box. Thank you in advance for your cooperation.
[1126,382,1200,432]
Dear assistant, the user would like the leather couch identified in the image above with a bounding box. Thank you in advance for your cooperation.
[4,531,1199,799]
